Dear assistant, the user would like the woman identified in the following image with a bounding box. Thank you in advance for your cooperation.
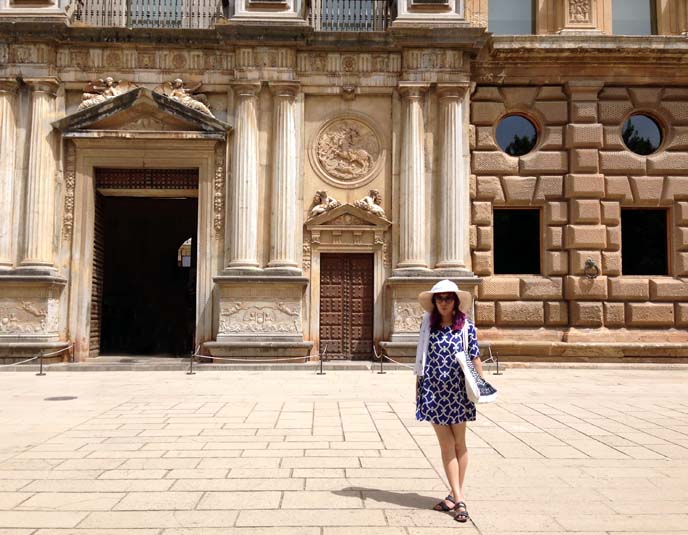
[414,279,484,523]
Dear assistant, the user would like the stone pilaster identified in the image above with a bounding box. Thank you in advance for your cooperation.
[0,80,18,270]
[564,81,606,327]
[397,83,430,271]
[436,84,470,271]
[267,82,300,272]
[21,78,59,270]
[560,0,603,34]
[226,82,261,270]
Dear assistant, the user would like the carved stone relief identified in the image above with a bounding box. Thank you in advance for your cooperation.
[302,236,311,273]
[219,301,302,334]
[393,301,425,333]
[0,299,59,335]
[62,142,76,240]
[154,79,214,117]
[308,190,341,219]
[78,77,137,110]
[569,0,592,23]
[310,115,383,188]
[120,117,172,131]
[214,143,225,235]
[353,189,386,218]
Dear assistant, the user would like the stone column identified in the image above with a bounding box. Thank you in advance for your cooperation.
[267,82,300,272]
[436,84,470,270]
[21,78,59,270]
[397,83,429,270]
[0,80,18,270]
[226,82,261,270]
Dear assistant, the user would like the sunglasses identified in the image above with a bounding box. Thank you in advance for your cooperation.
[434,294,456,304]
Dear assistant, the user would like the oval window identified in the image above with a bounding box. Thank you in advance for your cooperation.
[622,114,662,155]
[496,115,538,157]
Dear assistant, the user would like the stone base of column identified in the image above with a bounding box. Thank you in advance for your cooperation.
[210,275,312,360]
[0,275,67,361]
[379,275,481,360]
[264,265,302,275]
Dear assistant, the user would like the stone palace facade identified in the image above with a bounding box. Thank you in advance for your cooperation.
[1,0,687,362]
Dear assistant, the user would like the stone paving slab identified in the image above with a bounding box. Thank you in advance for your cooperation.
[0,369,687,533]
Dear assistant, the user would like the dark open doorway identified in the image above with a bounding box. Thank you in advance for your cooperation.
[97,196,198,356]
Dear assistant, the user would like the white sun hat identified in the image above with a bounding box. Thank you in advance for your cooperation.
[418,279,472,314]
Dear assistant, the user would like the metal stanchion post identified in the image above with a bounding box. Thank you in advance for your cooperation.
[317,344,327,375]
[493,348,502,376]
[374,346,385,375]
[187,345,198,375]
[36,352,46,376]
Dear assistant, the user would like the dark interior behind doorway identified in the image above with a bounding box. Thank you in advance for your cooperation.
[99,197,197,355]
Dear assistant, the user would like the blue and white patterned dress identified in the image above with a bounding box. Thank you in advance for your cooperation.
[416,321,480,425]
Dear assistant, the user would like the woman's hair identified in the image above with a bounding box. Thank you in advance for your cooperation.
[430,293,466,331]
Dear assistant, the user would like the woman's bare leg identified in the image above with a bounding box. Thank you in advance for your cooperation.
[450,422,468,502]
[432,423,461,507]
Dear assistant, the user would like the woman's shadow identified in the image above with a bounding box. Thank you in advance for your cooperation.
[333,487,440,510]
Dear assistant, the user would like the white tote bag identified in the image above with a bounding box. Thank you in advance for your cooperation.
[456,324,498,404]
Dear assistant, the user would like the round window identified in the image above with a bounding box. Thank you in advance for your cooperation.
[496,115,538,157]
[622,114,662,155]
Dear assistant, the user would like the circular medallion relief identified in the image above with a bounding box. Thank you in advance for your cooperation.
[310,114,384,188]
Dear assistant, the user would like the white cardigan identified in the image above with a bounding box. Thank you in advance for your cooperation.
[413,312,431,376]
[414,313,474,376]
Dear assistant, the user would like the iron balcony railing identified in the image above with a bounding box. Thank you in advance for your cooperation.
[309,0,392,32]
[70,0,393,30]
[70,0,223,29]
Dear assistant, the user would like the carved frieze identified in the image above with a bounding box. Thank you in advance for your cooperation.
[297,52,401,74]
[62,142,76,240]
[393,301,425,333]
[214,143,225,235]
[310,115,383,188]
[219,301,302,335]
[56,47,234,71]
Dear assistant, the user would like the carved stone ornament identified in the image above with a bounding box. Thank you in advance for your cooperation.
[393,302,424,333]
[78,77,138,110]
[219,301,301,335]
[310,114,384,188]
[62,143,76,240]
[0,299,59,335]
[213,143,225,235]
[154,79,214,117]
[307,190,341,219]
[352,189,386,219]
[568,0,592,23]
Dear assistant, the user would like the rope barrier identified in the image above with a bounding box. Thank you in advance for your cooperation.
[0,345,73,369]
[189,350,311,364]
[0,355,40,368]
[372,350,415,370]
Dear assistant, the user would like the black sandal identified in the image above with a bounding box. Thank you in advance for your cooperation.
[453,501,469,523]
[432,494,455,512]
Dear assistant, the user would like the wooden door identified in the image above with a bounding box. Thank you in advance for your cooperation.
[320,253,374,360]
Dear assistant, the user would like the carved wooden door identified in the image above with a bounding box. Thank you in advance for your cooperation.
[320,253,374,360]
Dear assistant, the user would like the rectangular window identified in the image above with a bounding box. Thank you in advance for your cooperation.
[621,209,668,275]
[493,209,541,274]
[488,0,534,35]
[612,0,657,35]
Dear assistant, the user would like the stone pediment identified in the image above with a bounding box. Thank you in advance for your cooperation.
[52,87,231,139]
[306,203,391,230]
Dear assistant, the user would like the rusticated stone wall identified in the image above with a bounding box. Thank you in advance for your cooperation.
[470,83,688,347]
[470,85,569,331]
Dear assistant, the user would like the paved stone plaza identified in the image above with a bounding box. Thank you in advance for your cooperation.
[0,366,687,534]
